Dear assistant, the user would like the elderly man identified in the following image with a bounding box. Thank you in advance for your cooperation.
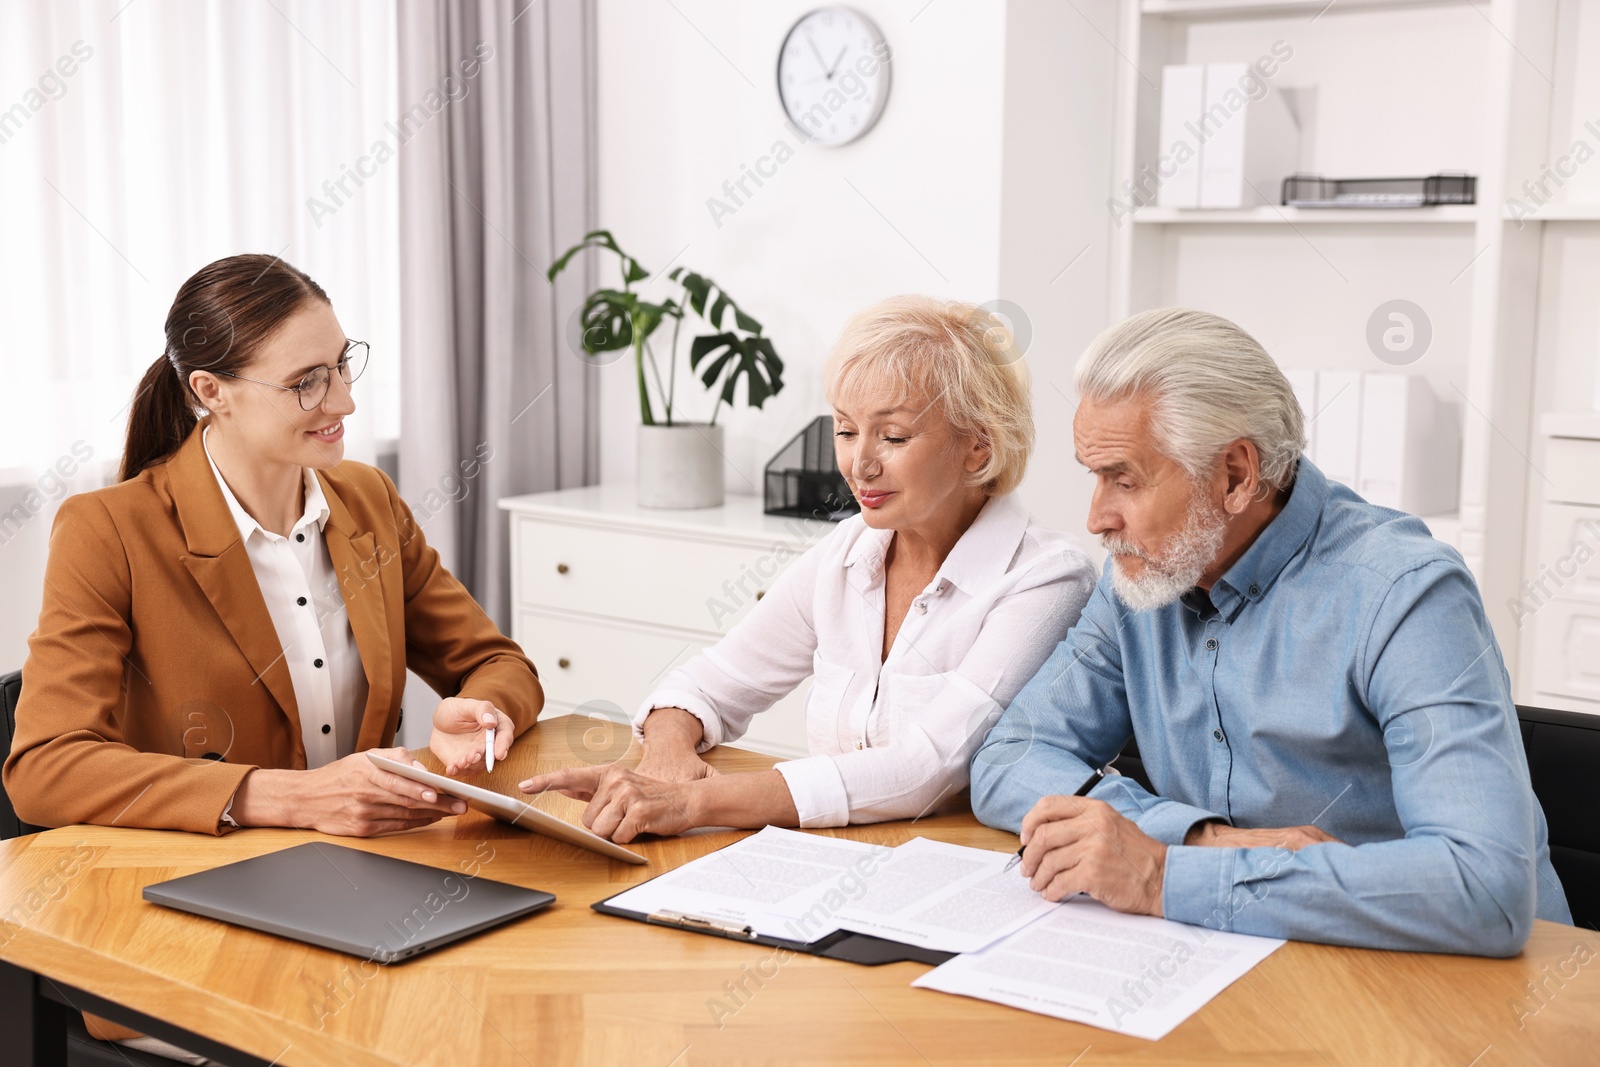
[973,308,1570,956]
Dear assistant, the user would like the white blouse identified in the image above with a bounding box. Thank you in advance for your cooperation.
[635,492,1097,827]
[203,428,367,769]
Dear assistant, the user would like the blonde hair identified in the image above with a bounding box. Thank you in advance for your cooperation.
[824,295,1034,497]
[1075,308,1306,493]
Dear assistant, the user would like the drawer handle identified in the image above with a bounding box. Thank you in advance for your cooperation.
[558,657,571,669]
[556,563,570,574]
[756,590,766,601]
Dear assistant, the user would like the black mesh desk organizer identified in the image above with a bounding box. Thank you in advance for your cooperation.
[764,415,859,521]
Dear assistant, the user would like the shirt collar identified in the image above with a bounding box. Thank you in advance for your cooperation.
[1206,455,1326,622]
[202,425,330,544]
[842,491,1032,593]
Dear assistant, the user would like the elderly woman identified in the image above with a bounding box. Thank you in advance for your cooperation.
[520,295,1096,840]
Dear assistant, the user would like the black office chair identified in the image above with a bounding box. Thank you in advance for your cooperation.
[1,669,184,1067]
[1517,705,1600,932]
[1110,734,1155,794]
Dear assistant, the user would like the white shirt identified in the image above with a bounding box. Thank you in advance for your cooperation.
[203,428,367,769]
[636,492,1097,827]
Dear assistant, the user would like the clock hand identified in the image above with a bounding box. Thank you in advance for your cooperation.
[805,32,829,74]
[827,45,848,77]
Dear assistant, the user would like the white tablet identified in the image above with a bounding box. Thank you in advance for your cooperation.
[367,753,647,865]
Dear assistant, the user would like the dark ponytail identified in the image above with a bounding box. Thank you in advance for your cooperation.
[119,253,330,481]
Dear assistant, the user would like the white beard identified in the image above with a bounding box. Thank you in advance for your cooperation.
[1104,492,1228,612]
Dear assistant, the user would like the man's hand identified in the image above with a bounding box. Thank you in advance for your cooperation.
[1018,795,1167,916]
[231,747,466,836]
[1184,821,1342,850]
[519,764,698,843]
[430,698,514,776]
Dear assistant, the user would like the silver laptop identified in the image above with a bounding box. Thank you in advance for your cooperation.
[143,842,555,963]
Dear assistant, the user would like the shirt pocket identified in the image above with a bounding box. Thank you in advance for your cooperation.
[875,671,948,749]
[805,657,857,755]
[879,670,998,754]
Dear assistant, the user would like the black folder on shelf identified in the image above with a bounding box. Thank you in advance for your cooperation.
[592,874,955,967]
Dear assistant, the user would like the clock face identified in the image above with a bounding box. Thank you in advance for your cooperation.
[776,7,890,147]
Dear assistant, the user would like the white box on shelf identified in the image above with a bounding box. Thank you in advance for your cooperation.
[1284,368,1318,460]
[1357,373,1459,516]
[1313,370,1362,489]
[1198,63,1300,210]
[1157,65,1205,209]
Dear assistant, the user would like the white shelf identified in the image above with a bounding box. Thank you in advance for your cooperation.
[1140,0,1470,19]
[1111,0,1574,703]
[1502,203,1600,222]
[1540,412,1600,441]
[1133,205,1478,225]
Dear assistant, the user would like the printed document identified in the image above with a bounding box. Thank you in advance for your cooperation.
[912,900,1285,1040]
[831,837,1063,953]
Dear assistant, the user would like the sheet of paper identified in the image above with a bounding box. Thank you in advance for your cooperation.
[602,826,892,941]
[911,900,1285,1040]
[830,837,1062,953]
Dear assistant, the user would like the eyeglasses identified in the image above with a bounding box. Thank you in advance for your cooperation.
[214,340,369,410]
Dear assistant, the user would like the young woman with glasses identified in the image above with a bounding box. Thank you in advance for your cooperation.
[3,254,543,854]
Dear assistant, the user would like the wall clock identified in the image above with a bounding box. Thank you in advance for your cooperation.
[776,7,891,147]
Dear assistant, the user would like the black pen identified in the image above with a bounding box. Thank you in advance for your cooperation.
[1003,768,1105,873]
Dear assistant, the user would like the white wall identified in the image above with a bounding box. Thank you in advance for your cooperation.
[593,0,1010,495]
[999,0,1119,556]
[592,0,1120,549]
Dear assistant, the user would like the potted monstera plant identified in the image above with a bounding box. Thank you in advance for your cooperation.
[548,230,785,508]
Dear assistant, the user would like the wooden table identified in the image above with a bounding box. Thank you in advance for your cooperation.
[0,714,1594,1066]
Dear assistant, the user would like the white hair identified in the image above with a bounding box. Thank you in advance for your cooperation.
[1074,308,1306,493]
[825,294,1034,496]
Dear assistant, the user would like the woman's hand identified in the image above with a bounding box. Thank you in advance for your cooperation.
[635,748,719,784]
[518,764,699,843]
[231,747,466,836]
[430,697,514,776]
[636,706,718,784]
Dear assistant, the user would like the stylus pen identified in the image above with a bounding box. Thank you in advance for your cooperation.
[485,727,496,773]
[1003,768,1105,874]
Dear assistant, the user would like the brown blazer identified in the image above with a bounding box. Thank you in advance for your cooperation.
[3,420,543,835]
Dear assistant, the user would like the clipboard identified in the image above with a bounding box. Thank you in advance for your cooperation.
[591,870,955,966]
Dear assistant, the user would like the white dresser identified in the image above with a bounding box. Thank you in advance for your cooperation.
[1527,414,1600,715]
[498,485,838,758]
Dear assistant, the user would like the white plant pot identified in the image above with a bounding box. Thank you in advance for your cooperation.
[637,423,725,509]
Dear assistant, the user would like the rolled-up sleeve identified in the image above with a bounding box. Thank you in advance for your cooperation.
[783,549,1095,827]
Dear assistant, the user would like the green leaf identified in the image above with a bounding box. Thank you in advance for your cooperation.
[547,229,657,289]
[689,333,785,411]
[578,288,635,352]
[554,238,783,418]
[633,299,676,340]
[733,306,762,334]
[698,351,738,389]
[678,272,711,317]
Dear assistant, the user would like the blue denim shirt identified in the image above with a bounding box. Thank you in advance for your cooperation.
[972,457,1571,956]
